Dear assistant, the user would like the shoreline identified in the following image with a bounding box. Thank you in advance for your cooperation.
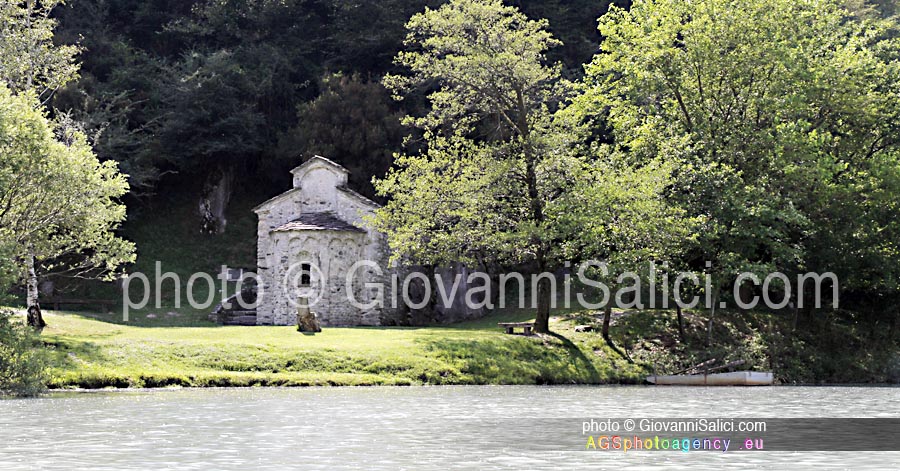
[17,382,898,398]
[26,308,900,391]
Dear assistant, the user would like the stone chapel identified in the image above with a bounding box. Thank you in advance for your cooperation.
[253,156,388,326]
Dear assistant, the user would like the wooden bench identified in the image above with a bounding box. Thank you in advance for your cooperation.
[44,298,115,313]
[498,322,534,336]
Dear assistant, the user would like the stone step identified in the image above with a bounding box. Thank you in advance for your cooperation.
[211,309,258,325]
[223,317,256,326]
[221,310,257,316]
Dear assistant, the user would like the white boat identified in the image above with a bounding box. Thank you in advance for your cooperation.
[646,371,774,386]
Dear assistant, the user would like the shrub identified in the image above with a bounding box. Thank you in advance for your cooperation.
[0,310,47,396]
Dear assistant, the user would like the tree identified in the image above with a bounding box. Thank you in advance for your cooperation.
[0,86,135,329]
[275,73,406,199]
[158,49,272,234]
[48,0,614,209]
[508,0,622,77]
[375,0,686,334]
[157,0,332,233]
[0,0,80,104]
[0,0,119,329]
[374,0,571,333]
[551,154,694,356]
[578,0,900,342]
[51,0,196,195]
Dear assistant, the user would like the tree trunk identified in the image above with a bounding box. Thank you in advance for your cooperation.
[676,304,685,342]
[602,301,612,342]
[706,283,721,347]
[25,253,45,330]
[602,298,631,362]
[515,93,549,334]
[199,166,234,235]
[534,275,552,333]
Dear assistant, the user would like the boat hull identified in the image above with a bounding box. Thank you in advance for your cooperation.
[646,371,774,386]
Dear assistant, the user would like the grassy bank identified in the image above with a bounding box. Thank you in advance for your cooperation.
[33,303,899,389]
[39,309,646,388]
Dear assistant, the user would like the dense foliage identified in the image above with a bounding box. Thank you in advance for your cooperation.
[572,0,900,338]
[0,85,134,328]
[0,310,46,396]
[373,0,689,334]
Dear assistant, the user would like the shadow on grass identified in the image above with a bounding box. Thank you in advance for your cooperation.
[547,331,602,382]
[47,306,527,331]
[42,336,105,368]
[418,328,606,385]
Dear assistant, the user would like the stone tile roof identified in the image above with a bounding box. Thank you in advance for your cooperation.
[338,186,379,208]
[290,155,348,175]
[272,211,365,233]
[252,187,301,213]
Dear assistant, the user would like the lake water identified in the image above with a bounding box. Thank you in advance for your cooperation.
[1,386,898,470]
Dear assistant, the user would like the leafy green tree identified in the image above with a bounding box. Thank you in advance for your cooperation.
[552,154,694,354]
[0,86,135,329]
[0,0,133,329]
[0,0,80,103]
[812,148,900,338]
[577,0,900,342]
[376,0,686,334]
[375,0,569,333]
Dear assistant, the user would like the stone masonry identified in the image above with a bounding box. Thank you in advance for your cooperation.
[253,156,389,326]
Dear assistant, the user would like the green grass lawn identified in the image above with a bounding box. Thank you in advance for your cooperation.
[38,307,650,389]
